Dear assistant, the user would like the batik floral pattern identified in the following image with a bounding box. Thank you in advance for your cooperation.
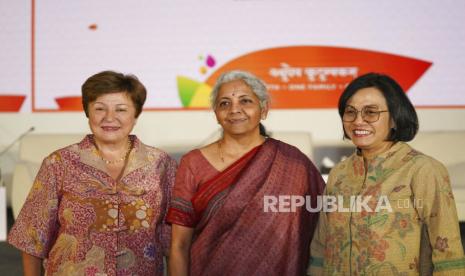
[8,135,176,276]
[309,142,465,275]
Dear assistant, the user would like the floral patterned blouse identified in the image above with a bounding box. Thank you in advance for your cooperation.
[308,142,465,275]
[8,135,176,276]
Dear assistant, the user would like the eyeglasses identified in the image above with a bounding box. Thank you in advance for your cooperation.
[342,106,389,123]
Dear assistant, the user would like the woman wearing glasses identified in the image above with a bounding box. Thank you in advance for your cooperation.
[308,73,465,275]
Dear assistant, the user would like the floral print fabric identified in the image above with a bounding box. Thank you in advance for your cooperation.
[8,135,176,276]
[309,142,465,275]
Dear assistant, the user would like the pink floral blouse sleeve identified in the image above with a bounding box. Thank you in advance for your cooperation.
[8,152,63,258]
[411,158,465,275]
[159,156,177,256]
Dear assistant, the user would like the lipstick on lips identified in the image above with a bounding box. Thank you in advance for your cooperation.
[101,126,120,131]
[227,118,247,124]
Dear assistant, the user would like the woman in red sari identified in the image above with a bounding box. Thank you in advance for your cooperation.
[167,70,325,276]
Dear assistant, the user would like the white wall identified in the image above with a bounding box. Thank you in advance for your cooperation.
[1,108,465,146]
[1,108,465,185]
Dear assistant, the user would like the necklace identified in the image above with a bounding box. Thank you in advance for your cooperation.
[97,139,132,165]
[217,137,266,164]
[217,140,225,163]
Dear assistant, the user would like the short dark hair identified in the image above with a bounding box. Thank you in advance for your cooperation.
[81,70,147,118]
[338,72,419,142]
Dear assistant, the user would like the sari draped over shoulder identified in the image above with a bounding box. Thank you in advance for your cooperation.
[167,138,325,276]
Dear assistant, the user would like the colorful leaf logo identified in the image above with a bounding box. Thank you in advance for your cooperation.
[177,76,212,108]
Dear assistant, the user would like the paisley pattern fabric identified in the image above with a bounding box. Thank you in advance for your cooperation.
[168,138,325,276]
[308,142,465,276]
[8,135,176,276]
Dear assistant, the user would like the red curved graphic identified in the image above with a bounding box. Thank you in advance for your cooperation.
[55,96,83,111]
[0,95,26,112]
[205,46,432,108]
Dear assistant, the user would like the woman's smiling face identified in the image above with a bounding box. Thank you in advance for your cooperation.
[88,92,137,144]
[214,79,268,137]
[343,87,393,157]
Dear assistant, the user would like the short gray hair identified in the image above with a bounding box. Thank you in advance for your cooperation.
[210,70,270,109]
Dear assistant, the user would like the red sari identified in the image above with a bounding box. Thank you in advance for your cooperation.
[167,138,325,276]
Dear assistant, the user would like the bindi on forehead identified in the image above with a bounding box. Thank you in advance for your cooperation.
[220,87,251,97]
[230,88,247,97]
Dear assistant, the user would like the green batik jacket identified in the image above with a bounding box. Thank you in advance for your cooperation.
[308,142,465,276]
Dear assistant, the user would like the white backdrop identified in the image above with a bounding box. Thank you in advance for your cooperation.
[1,0,465,111]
